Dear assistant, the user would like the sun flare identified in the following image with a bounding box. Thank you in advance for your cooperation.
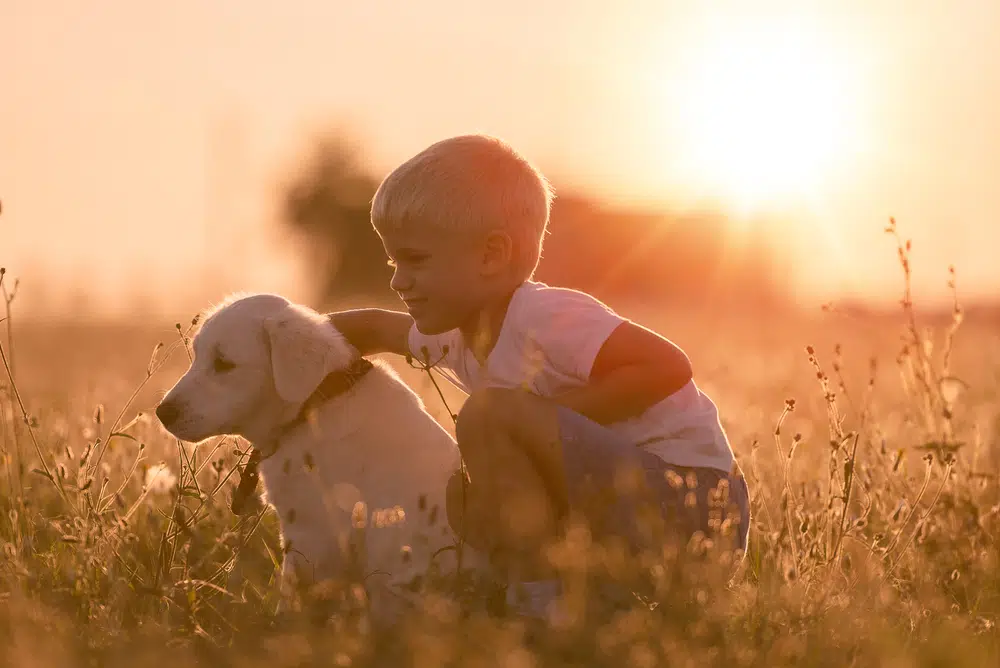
[660,17,864,215]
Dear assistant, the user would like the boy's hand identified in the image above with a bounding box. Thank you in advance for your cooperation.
[553,321,692,426]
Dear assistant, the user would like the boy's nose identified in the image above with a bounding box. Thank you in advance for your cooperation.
[389,267,413,292]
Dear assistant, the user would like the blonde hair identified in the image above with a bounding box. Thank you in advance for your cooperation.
[371,134,554,280]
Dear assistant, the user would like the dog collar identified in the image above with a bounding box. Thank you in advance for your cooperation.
[230,357,375,515]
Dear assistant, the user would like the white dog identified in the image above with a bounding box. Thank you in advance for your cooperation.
[155,293,485,625]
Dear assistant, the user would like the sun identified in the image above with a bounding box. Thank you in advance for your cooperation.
[657,16,863,216]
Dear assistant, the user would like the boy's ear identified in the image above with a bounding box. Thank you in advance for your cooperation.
[481,230,513,276]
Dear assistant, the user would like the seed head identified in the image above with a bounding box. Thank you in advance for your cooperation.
[352,501,368,529]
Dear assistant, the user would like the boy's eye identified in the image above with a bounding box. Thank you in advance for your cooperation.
[389,252,429,267]
[213,357,235,374]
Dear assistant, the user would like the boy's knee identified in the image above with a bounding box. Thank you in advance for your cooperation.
[455,387,525,442]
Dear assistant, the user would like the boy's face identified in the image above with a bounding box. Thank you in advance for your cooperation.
[378,224,491,335]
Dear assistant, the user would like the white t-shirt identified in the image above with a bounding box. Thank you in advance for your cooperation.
[408,281,735,474]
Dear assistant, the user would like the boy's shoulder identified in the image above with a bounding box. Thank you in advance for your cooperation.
[506,281,625,343]
[511,281,621,322]
[501,281,626,379]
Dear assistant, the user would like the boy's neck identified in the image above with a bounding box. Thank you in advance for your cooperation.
[461,283,523,366]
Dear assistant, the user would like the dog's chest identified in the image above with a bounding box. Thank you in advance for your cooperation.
[259,442,362,514]
[256,435,421,525]
[258,438,454,552]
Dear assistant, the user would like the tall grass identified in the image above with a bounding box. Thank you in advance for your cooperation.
[1,220,998,667]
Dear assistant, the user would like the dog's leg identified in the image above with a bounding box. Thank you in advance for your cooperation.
[276,547,312,615]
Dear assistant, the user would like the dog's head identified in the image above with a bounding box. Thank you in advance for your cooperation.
[155,293,354,443]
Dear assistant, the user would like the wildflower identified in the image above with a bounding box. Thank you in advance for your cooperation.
[144,462,177,495]
[352,501,368,529]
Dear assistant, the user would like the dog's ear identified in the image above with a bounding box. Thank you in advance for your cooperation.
[264,305,337,404]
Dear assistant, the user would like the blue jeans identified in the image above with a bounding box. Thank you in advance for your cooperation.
[556,406,751,557]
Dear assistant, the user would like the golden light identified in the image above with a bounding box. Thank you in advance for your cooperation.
[658,15,865,216]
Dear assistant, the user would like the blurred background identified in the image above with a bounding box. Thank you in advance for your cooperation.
[3,0,999,323]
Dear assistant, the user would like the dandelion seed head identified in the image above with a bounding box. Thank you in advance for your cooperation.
[144,462,177,495]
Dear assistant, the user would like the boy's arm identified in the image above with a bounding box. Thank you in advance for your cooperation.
[552,321,693,426]
[326,308,414,357]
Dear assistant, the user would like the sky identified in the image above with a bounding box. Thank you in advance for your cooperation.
[2,0,999,318]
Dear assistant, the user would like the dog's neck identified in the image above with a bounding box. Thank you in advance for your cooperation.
[248,357,375,457]
[230,358,375,516]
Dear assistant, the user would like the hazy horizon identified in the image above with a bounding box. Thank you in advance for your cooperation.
[4,1,999,319]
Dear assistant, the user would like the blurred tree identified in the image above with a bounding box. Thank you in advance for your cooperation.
[280,132,393,307]
[280,131,791,312]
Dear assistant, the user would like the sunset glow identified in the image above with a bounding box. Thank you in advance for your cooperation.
[661,17,866,215]
[3,1,1000,316]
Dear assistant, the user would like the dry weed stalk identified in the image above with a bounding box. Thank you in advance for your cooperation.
[0,216,995,666]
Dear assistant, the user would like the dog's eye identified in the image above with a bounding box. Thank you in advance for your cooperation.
[213,357,235,374]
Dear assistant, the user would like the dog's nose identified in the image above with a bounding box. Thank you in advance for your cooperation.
[156,399,181,427]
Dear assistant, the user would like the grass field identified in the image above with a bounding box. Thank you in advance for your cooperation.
[1,230,999,666]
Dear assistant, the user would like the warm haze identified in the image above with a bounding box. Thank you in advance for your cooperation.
[2,0,999,318]
[3,3,1000,665]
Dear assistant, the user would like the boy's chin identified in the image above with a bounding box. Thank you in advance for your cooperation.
[411,313,456,336]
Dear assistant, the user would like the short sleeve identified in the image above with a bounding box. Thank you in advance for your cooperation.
[518,286,626,382]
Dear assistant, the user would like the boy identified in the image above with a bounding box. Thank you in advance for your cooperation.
[328,134,750,615]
